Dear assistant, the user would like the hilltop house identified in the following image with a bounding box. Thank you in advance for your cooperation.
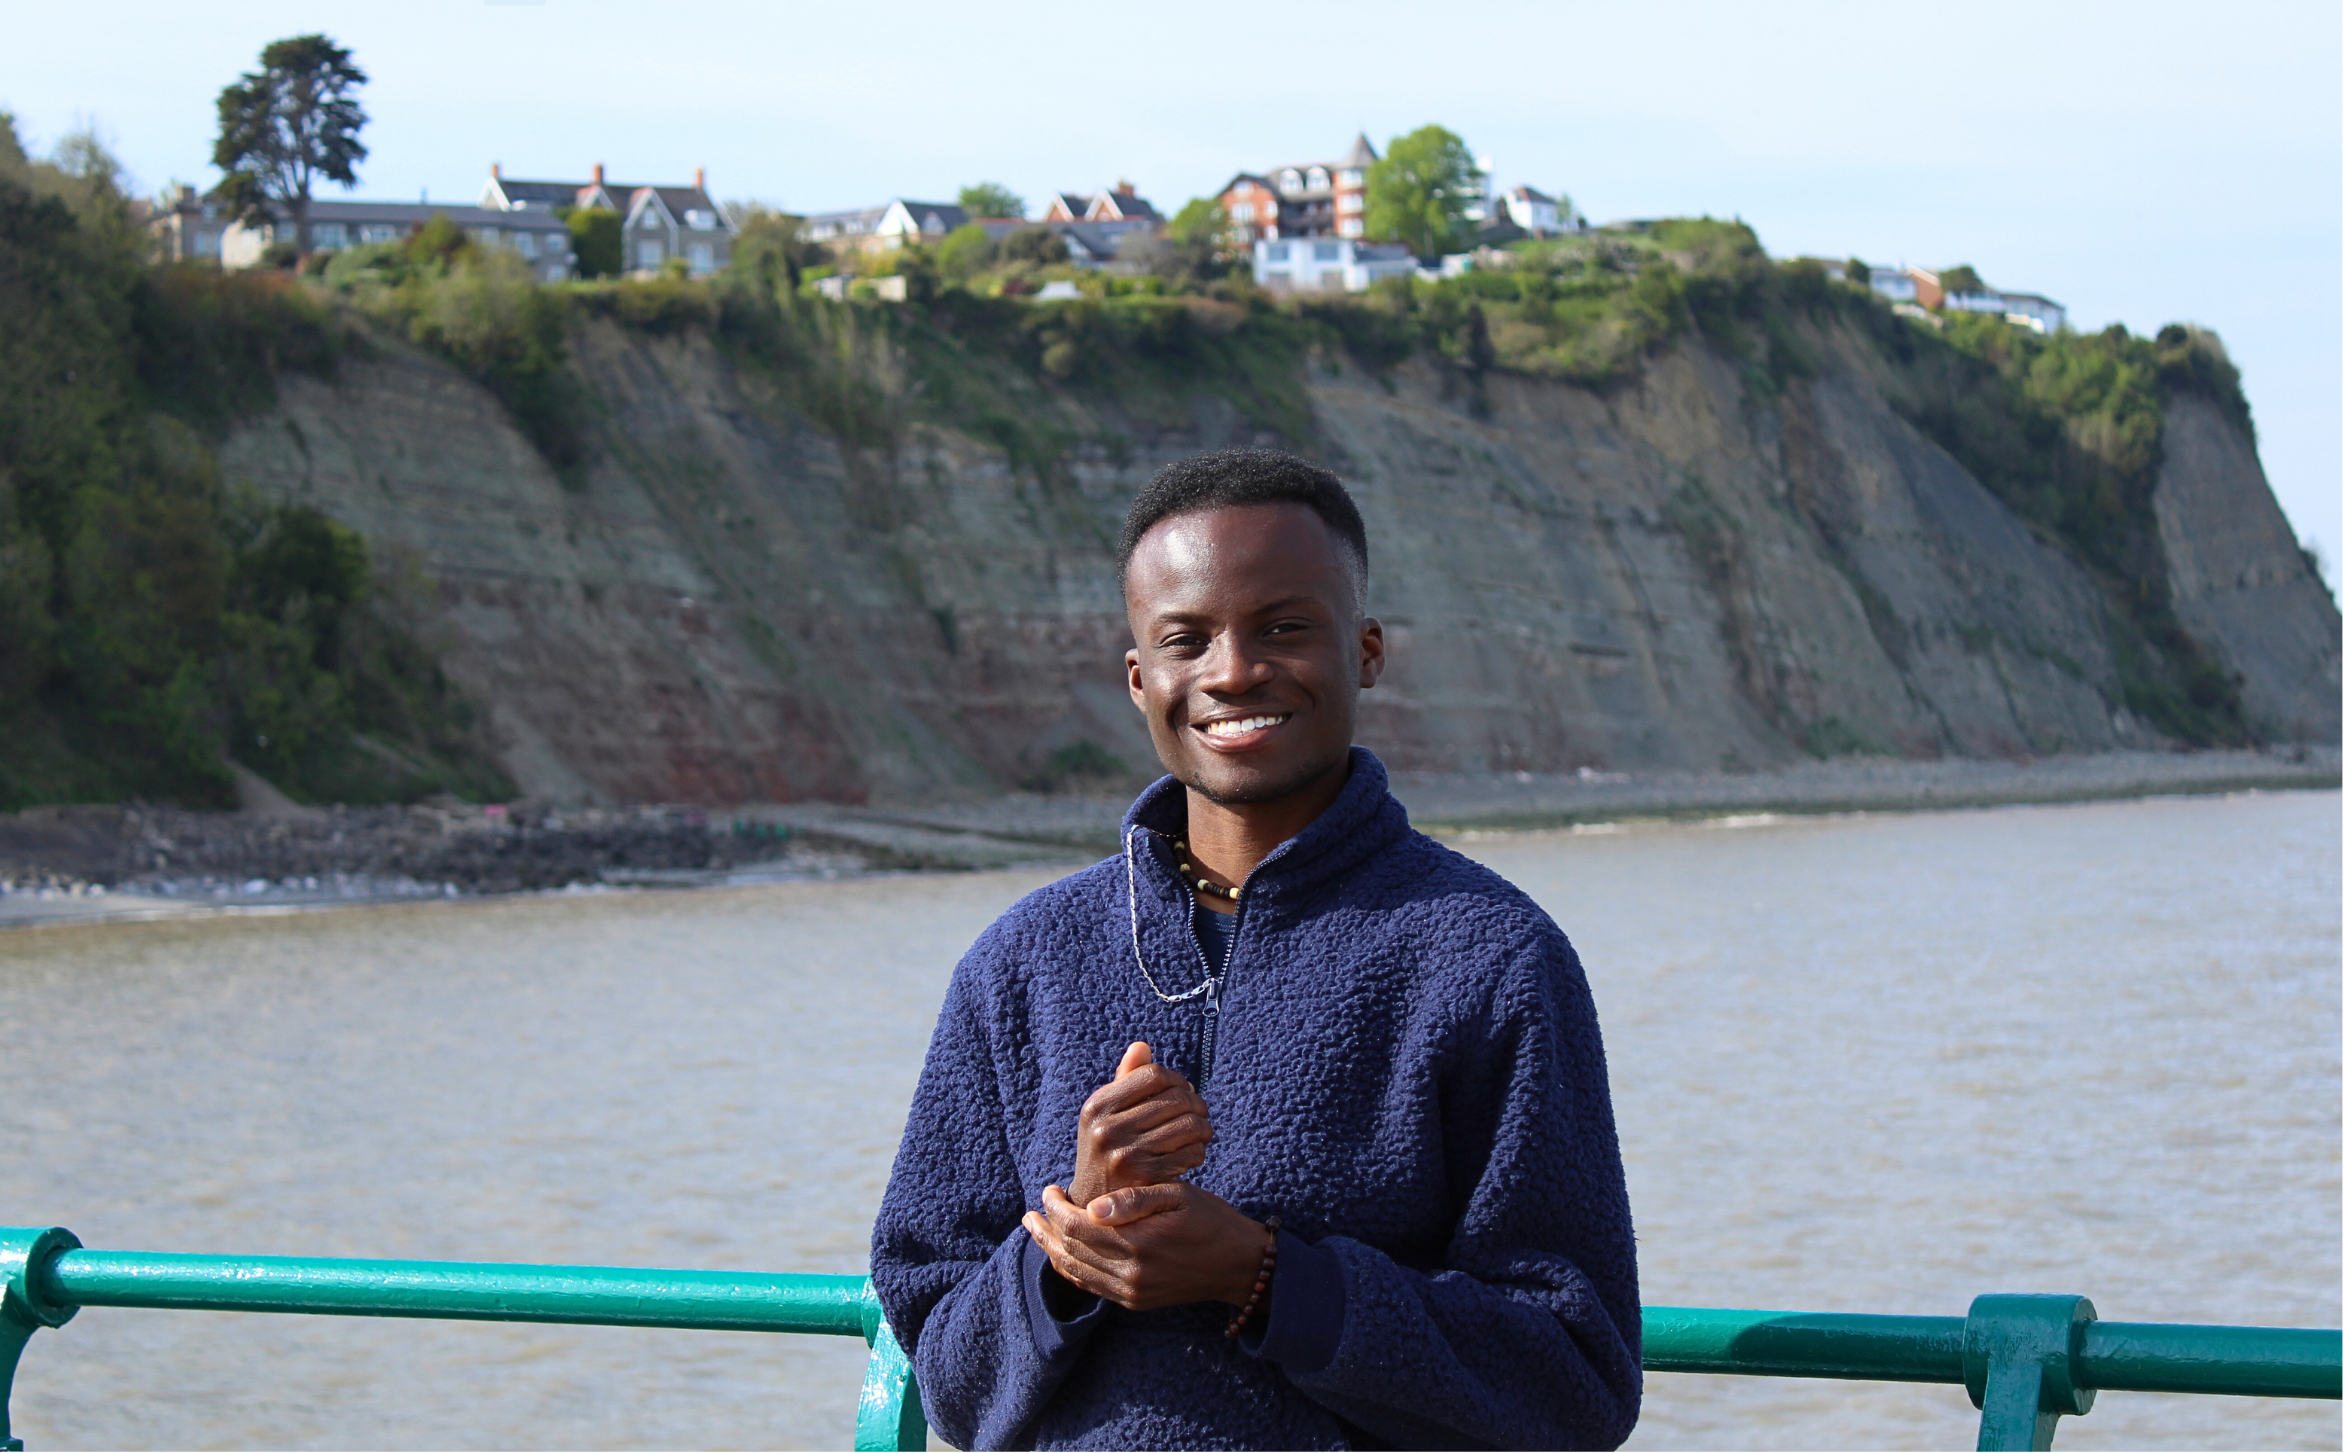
[802,198,972,255]
[151,186,234,262]
[1251,236,1415,293]
[479,163,735,276]
[1496,185,1580,238]
[211,196,576,279]
[1853,265,2068,334]
[1216,134,1379,245]
[1040,182,1163,227]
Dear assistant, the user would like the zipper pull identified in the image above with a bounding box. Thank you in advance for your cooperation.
[1205,974,1220,1014]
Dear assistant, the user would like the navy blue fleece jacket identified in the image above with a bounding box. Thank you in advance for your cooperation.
[871,749,1641,1450]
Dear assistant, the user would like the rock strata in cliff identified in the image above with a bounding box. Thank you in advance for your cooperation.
[214,318,2339,805]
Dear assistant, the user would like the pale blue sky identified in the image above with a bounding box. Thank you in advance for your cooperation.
[10,0,2338,572]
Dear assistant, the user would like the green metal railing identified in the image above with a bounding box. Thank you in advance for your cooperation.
[4,1227,2336,1451]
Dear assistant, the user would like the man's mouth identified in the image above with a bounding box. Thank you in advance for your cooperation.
[1197,714,1291,739]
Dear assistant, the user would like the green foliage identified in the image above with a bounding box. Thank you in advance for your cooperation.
[0,115,505,809]
[1166,196,1222,245]
[1002,225,1070,264]
[322,225,592,479]
[729,205,823,293]
[566,206,621,279]
[1891,311,2250,743]
[934,223,999,282]
[1364,125,1478,258]
[956,182,1025,221]
[211,34,369,252]
[1938,264,1985,295]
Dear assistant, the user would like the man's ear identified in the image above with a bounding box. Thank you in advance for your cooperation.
[1126,646,1146,709]
[1357,617,1386,689]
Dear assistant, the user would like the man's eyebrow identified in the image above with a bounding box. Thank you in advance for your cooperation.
[1145,593,1328,626]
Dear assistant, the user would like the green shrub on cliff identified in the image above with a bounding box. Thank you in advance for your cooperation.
[0,117,508,810]
[1886,310,2249,743]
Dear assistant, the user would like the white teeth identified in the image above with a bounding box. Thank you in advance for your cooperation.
[1203,714,1288,737]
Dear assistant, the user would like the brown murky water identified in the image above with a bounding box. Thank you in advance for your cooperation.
[2,790,2335,1450]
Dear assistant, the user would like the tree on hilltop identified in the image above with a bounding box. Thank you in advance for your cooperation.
[1939,264,1986,295]
[957,182,1026,220]
[212,34,368,259]
[1365,125,1478,259]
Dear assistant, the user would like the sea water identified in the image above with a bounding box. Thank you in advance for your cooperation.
[1,790,2335,1450]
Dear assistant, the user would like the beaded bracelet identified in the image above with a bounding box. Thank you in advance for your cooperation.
[1222,1216,1281,1340]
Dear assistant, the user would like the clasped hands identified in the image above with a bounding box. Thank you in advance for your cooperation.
[1020,1041,1273,1313]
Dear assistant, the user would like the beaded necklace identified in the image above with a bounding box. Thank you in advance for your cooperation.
[1122,826,1238,1005]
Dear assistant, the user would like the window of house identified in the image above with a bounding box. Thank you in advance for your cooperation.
[358,224,399,244]
[1313,241,1339,262]
[312,223,348,248]
[1264,243,1290,262]
[685,209,717,231]
[1336,193,1362,213]
[1338,169,1363,187]
[1279,169,1301,192]
[515,232,538,258]
[192,231,221,256]
[1338,218,1364,239]
[637,240,665,268]
[1231,202,1255,223]
[1306,167,1329,190]
[687,242,714,273]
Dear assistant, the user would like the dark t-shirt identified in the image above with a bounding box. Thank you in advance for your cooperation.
[1192,899,1235,971]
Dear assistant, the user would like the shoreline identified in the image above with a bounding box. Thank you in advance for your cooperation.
[3,746,2333,929]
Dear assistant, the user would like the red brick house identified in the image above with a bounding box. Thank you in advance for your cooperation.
[1215,134,1378,245]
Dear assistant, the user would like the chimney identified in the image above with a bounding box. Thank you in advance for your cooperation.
[1115,178,1135,195]
[694,166,706,191]
[592,162,605,186]
[491,161,501,179]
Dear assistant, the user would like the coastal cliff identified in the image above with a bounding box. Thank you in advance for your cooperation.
[209,308,2338,806]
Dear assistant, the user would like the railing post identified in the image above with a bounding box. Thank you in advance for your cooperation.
[854,1284,925,1452]
[0,1228,82,1453]
[1964,1294,2096,1451]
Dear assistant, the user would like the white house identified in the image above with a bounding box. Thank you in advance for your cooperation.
[1986,291,2066,333]
[803,199,969,255]
[1497,185,1577,238]
[1865,266,1921,303]
[1251,236,1415,293]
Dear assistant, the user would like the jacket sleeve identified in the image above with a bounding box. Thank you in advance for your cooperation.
[869,936,1103,1450]
[1242,930,1643,1450]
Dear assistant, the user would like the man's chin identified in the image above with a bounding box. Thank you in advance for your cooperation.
[1179,752,1345,808]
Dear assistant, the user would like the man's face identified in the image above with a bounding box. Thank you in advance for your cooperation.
[1123,503,1384,806]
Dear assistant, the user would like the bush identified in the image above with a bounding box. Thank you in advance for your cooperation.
[566,206,621,279]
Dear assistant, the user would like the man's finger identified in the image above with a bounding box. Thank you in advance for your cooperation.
[1088,1181,1190,1225]
[1115,1041,1152,1078]
[1083,1063,1201,1120]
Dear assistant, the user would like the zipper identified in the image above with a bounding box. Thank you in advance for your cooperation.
[1190,900,1243,1092]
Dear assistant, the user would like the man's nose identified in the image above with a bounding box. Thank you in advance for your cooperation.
[1199,632,1273,696]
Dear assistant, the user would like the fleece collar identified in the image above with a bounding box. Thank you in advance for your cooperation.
[1119,747,1411,910]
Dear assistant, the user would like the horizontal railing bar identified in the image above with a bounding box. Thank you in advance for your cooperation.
[24,1243,2336,1405]
[2082,1321,2342,1400]
[1643,1307,1968,1383]
[1644,1307,2341,1400]
[41,1249,872,1338]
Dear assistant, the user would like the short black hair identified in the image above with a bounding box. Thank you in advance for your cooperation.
[1117,448,1369,591]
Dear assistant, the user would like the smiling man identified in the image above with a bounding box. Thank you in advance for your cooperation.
[871,448,1640,1450]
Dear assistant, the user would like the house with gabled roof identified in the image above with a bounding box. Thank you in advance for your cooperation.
[1041,182,1163,226]
[1216,134,1378,245]
[478,163,736,276]
[803,199,970,255]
